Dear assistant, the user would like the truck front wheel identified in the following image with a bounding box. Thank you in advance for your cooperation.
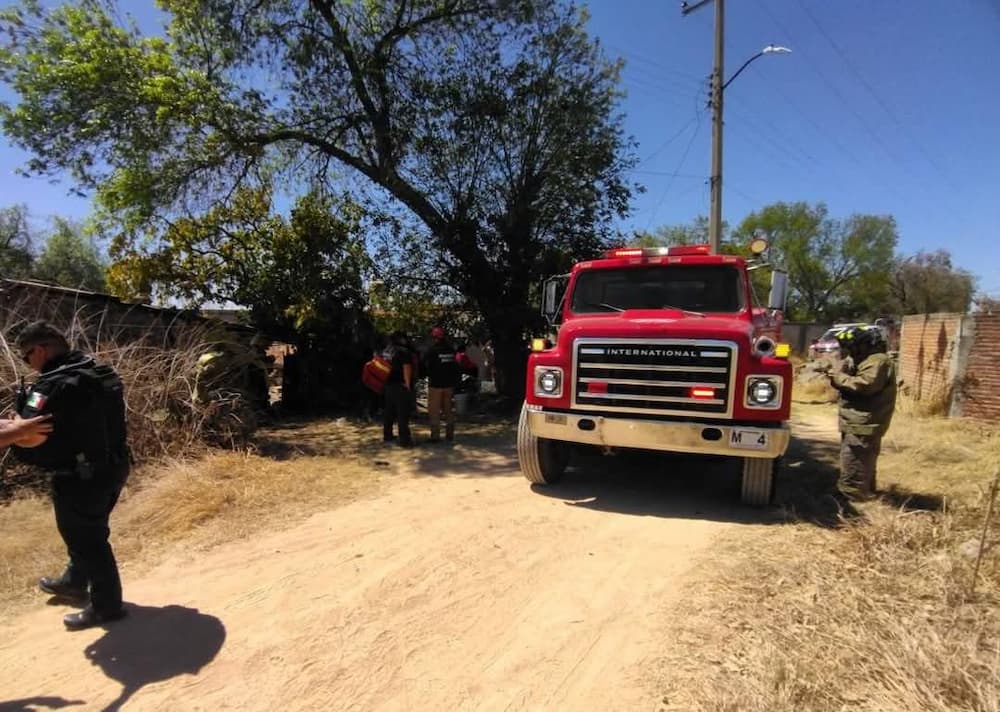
[741,457,777,507]
[517,404,570,485]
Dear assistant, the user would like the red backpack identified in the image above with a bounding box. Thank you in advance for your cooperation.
[361,355,392,394]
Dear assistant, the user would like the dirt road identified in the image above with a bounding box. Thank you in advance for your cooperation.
[0,437,784,712]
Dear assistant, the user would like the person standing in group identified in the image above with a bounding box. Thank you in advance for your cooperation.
[423,326,459,443]
[10,322,130,630]
[382,330,414,447]
[826,325,898,500]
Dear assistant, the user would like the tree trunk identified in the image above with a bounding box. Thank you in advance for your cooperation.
[491,332,528,401]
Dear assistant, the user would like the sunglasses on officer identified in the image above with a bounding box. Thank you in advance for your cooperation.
[20,343,48,365]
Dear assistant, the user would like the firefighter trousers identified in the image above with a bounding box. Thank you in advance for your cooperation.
[840,431,882,497]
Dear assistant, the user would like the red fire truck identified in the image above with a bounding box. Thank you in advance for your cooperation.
[517,242,792,506]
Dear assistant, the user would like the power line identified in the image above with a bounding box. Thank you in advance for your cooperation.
[608,45,708,88]
[751,0,911,170]
[724,120,816,179]
[793,0,957,188]
[726,183,764,206]
[635,114,702,167]
[748,0,975,232]
[723,100,819,168]
[630,169,705,178]
[619,78,706,113]
[643,118,705,230]
[745,62,868,179]
[620,63,708,95]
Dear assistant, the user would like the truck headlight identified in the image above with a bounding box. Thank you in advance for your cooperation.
[534,367,563,398]
[746,376,780,407]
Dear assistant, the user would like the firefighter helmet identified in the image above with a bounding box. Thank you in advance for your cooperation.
[834,324,887,354]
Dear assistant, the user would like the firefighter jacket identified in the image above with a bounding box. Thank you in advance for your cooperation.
[830,352,897,436]
[423,341,460,389]
[13,350,129,480]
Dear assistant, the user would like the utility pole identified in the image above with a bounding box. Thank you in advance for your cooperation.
[682,0,725,254]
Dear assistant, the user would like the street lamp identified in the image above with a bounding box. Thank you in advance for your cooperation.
[682,0,792,253]
[723,45,792,91]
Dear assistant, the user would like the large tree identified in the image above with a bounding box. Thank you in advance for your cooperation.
[33,217,107,290]
[107,184,371,344]
[633,217,719,248]
[731,202,898,322]
[888,250,975,315]
[0,0,636,397]
[0,204,34,279]
[974,295,999,314]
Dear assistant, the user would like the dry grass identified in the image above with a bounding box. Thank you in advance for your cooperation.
[0,415,515,614]
[0,298,275,477]
[793,376,838,404]
[658,406,1000,712]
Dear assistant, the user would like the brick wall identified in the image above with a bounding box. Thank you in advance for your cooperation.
[899,312,1000,420]
[961,314,1000,420]
[898,313,963,408]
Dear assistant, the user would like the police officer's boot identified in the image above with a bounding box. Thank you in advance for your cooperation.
[39,575,88,602]
[63,604,127,631]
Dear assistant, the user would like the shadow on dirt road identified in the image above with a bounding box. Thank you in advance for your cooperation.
[0,697,86,711]
[531,450,782,525]
[82,604,226,711]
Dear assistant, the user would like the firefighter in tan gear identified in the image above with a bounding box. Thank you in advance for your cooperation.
[827,325,897,499]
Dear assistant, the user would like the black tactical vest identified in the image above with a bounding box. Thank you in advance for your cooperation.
[15,352,128,475]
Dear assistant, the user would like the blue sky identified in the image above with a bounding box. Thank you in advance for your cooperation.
[2,0,998,297]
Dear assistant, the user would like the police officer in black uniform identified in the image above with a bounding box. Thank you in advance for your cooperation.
[382,331,414,447]
[12,322,130,630]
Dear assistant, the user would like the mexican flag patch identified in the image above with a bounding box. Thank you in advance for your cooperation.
[26,391,47,410]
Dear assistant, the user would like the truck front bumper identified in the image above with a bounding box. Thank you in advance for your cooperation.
[525,406,790,459]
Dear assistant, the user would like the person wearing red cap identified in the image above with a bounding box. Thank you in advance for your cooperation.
[423,326,460,443]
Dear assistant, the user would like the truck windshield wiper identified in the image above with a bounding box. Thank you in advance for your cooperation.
[584,302,624,312]
[661,304,706,317]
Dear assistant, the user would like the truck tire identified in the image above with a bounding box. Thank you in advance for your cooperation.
[741,456,776,507]
[517,404,570,485]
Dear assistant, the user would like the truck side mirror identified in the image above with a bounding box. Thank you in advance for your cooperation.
[768,270,788,311]
[542,279,560,319]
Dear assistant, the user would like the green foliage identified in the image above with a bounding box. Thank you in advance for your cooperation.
[0,204,34,278]
[0,0,637,397]
[731,202,898,322]
[33,217,107,290]
[106,185,371,346]
[889,250,976,315]
[633,217,717,248]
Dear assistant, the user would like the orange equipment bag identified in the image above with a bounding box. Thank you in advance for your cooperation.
[362,355,392,394]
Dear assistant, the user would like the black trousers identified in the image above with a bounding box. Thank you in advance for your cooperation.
[382,383,413,445]
[52,467,127,614]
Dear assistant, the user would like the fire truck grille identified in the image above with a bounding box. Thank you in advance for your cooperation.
[573,340,736,417]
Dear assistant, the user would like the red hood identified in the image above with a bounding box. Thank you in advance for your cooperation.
[558,311,754,345]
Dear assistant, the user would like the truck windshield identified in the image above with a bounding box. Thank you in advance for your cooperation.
[570,265,745,314]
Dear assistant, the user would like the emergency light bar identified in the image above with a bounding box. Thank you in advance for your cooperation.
[604,245,712,259]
